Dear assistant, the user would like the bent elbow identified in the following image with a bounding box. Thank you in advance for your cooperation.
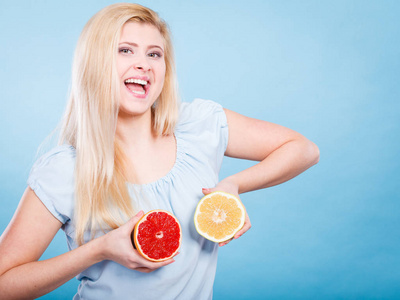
[308,140,320,166]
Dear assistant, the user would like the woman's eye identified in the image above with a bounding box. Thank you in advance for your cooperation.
[148,52,162,58]
[119,48,132,54]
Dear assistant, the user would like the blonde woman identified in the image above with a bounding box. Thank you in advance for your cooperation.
[0,3,319,299]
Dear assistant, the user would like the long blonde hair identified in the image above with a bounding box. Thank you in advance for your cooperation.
[59,3,179,245]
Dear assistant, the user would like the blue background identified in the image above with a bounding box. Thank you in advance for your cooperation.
[1,1,399,299]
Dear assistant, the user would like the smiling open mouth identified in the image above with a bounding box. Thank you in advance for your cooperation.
[124,78,149,96]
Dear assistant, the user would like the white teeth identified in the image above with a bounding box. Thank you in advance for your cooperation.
[131,90,145,95]
[125,78,148,85]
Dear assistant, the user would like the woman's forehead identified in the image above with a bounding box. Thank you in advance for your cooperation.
[119,22,165,49]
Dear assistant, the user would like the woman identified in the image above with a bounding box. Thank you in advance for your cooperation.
[0,3,319,299]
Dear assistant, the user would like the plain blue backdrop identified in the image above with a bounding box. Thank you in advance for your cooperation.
[1,1,399,299]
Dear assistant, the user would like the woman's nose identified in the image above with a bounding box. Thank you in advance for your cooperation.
[134,56,151,72]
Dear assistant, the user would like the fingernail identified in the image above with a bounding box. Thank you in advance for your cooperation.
[136,210,144,217]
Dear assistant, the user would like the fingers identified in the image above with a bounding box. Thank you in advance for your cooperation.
[202,188,213,195]
[219,239,232,247]
[219,214,251,247]
[126,210,144,228]
[134,256,176,273]
[234,222,251,239]
[202,187,237,196]
[120,211,144,236]
[234,213,252,239]
[130,250,179,272]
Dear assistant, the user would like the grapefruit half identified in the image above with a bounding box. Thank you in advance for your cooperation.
[194,191,246,243]
[133,210,182,262]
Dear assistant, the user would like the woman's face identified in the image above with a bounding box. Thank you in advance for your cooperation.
[117,22,166,118]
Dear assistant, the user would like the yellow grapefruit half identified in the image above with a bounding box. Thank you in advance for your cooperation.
[194,191,245,243]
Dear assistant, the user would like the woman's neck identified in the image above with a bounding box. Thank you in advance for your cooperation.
[115,110,176,185]
[116,110,156,149]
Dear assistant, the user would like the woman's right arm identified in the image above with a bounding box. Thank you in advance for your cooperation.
[0,188,174,300]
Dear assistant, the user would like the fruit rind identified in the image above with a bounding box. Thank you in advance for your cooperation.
[133,209,182,262]
[194,191,246,243]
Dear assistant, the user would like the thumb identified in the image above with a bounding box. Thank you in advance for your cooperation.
[125,210,144,229]
[202,187,216,196]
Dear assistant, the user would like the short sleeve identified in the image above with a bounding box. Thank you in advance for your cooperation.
[176,99,229,173]
[27,145,76,224]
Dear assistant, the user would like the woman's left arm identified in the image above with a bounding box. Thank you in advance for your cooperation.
[202,108,319,246]
[223,108,319,193]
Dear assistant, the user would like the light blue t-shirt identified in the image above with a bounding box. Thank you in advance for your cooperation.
[27,99,229,300]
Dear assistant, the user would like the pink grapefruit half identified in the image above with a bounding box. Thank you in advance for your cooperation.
[133,210,182,262]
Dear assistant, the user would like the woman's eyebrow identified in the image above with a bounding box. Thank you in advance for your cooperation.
[119,41,164,52]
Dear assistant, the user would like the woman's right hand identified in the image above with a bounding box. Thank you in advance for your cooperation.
[99,211,176,273]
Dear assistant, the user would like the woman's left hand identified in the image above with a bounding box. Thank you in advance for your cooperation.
[202,179,251,247]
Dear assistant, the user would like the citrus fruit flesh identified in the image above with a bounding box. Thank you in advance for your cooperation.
[133,210,182,262]
[194,191,245,243]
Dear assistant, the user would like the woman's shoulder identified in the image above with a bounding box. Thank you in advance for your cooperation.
[28,144,76,186]
[174,99,228,158]
[38,144,76,159]
[178,98,226,126]
[31,144,76,171]
[27,144,76,225]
